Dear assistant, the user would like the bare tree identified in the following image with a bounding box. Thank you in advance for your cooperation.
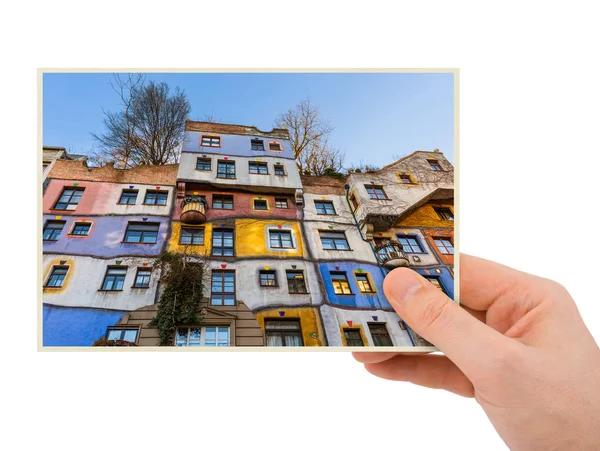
[90,74,191,168]
[346,159,381,174]
[200,109,221,123]
[274,98,342,174]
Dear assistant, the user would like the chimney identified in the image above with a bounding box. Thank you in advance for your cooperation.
[434,148,440,153]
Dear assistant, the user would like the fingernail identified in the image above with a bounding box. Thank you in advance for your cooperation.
[384,269,425,306]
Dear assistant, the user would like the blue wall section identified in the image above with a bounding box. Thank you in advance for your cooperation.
[42,215,169,257]
[414,267,455,299]
[182,132,295,160]
[43,304,127,346]
[319,262,393,309]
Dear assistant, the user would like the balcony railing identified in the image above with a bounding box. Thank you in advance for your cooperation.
[180,196,208,224]
[374,241,409,269]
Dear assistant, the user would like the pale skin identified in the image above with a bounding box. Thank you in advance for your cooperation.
[353,254,600,450]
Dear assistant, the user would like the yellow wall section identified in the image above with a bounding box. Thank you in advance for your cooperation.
[235,219,305,258]
[43,257,75,293]
[254,307,324,346]
[397,201,454,228]
[167,221,213,256]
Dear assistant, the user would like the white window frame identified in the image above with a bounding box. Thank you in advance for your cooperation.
[175,326,230,347]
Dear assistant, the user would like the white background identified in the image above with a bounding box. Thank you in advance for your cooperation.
[2,1,599,450]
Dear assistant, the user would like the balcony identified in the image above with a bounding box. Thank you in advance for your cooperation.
[180,196,208,224]
[374,241,409,269]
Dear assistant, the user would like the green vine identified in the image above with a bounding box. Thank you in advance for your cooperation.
[148,251,205,345]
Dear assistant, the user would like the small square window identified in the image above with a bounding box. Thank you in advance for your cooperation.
[254,199,268,210]
[344,328,364,346]
[399,174,412,184]
[180,227,205,245]
[70,222,91,236]
[249,162,269,175]
[259,270,277,287]
[212,195,234,209]
[398,236,425,254]
[144,191,168,205]
[365,185,388,200]
[434,238,454,255]
[217,161,236,179]
[43,220,65,241]
[356,273,375,293]
[331,271,353,294]
[196,158,212,171]
[274,164,286,176]
[124,222,160,244]
[320,231,350,250]
[211,270,235,305]
[54,187,84,210]
[368,323,393,346]
[45,266,68,287]
[434,207,454,221]
[201,136,221,147]
[269,230,294,249]
[133,268,151,288]
[428,159,443,171]
[268,142,282,152]
[275,198,288,209]
[251,139,264,151]
[314,200,336,215]
[119,190,138,205]
[101,267,127,291]
[286,271,307,294]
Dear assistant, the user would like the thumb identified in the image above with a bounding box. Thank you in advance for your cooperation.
[384,268,512,375]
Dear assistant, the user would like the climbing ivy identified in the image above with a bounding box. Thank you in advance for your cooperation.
[148,251,205,345]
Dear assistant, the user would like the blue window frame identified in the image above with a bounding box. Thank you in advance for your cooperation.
[70,222,91,236]
[46,266,68,287]
[217,161,236,179]
[124,222,160,243]
[43,220,65,241]
[196,158,212,171]
[144,191,168,205]
[320,231,350,250]
[101,267,127,291]
[119,190,138,205]
[54,188,84,210]
[315,200,336,215]
[133,268,151,288]
[398,236,425,254]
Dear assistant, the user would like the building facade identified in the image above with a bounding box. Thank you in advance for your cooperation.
[41,122,454,347]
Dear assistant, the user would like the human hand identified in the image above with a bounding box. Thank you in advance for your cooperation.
[353,254,600,450]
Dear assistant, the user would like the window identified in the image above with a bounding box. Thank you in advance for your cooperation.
[434,238,454,255]
[265,319,303,346]
[254,199,268,210]
[365,185,388,200]
[212,195,234,209]
[43,220,65,241]
[259,270,277,287]
[201,135,220,147]
[217,160,236,179]
[398,174,413,184]
[119,190,138,205]
[428,159,443,171]
[399,236,425,253]
[249,162,268,174]
[331,271,352,294]
[274,164,286,176]
[101,267,127,291]
[251,139,265,151]
[275,198,288,209]
[54,187,84,210]
[369,324,393,346]
[349,193,359,211]
[320,231,350,250]
[196,158,212,171]
[314,200,336,215]
[344,328,365,346]
[211,270,235,305]
[144,191,168,206]
[269,230,294,249]
[180,227,205,245]
[176,327,229,347]
[70,222,91,236]
[212,229,234,256]
[286,271,307,294]
[106,328,139,343]
[424,276,448,294]
[45,266,68,287]
[133,268,151,288]
[124,222,160,244]
[356,273,375,293]
[434,207,454,221]
[268,142,282,152]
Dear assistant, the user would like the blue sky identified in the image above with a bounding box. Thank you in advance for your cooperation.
[43,72,455,167]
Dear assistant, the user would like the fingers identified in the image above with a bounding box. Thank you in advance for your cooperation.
[384,267,514,377]
[363,354,474,397]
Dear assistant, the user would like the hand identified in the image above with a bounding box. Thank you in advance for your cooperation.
[354,254,600,450]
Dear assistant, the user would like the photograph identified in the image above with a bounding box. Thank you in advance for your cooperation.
[40,70,456,348]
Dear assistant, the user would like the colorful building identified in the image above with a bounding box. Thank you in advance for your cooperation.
[41,122,454,348]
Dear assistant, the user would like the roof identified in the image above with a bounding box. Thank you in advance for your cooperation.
[301,174,348,195]
[376,149,451,173]
[43,146,88,162]
[185,120,290,140]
